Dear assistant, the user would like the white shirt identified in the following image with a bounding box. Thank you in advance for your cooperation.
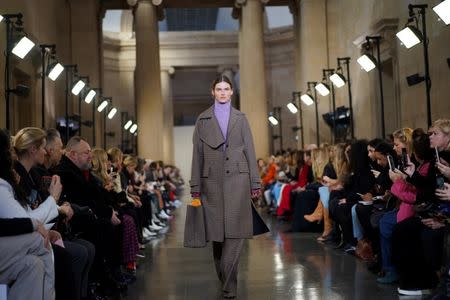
[0,178,58,224]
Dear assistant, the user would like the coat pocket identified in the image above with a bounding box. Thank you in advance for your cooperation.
[238,162,249,173]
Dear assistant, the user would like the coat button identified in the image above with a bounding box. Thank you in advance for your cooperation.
[226,170,230,174]
[226,157,229,161]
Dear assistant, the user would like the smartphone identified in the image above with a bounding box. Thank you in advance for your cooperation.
[401,148,408,169]
[387,155,395,171]
[41,176,52,191]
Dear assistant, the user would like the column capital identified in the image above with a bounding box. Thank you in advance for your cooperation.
[129,0,163,6]
[132,0,165,21]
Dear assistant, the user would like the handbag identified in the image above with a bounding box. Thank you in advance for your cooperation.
[183,203,207,248]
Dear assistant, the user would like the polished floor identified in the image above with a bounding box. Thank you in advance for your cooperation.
[126,201,401,300]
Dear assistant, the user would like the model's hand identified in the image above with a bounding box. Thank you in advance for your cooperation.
[251,189,261,199]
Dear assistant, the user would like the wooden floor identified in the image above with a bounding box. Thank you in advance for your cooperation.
[125,200,400,300]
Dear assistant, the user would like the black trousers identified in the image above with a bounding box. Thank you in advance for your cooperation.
[333,202,355,245]
[355,203,380,252]
[53,243,76,300]
[291,190,320,232]
[392,217,445,290]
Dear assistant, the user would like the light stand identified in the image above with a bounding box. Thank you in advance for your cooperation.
[90,88,102,146]
[77,76,90,136]
[307,81,320,145]
[292,91,304,148]
[39,44,56,128]
[366,36,385,138]
[409,4,431,126]
[323,69,336,143]
[3,13,23,130]
[63,64,78,143]
[337,57,354,139]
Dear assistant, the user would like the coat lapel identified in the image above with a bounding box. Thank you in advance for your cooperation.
[226,107,241,140]
[199,105,225,149]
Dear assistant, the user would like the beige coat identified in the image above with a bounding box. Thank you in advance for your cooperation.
[190,105,261,242]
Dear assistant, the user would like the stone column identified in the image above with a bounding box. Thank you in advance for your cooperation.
[238,0,269,158]
[293,0,328,146]
[161,67,175,164]
[134,0,164,159]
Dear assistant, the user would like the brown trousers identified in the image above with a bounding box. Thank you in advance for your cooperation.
[213,239,245,298]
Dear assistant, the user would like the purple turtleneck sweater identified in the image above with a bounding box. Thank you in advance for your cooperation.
[214,100,231,139]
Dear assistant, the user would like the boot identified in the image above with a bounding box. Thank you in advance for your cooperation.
[317,208,333,242]
[304,201,323,223]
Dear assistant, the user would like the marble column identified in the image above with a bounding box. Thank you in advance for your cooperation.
[238,0,269,158]
[134,0,164,159]
[161,67,175,164]
[293,0,328,146]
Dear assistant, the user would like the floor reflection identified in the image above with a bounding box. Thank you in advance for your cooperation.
[126,202,398,300]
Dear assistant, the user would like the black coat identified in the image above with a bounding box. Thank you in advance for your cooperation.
[0,218,34,237]
[52,155,113,219]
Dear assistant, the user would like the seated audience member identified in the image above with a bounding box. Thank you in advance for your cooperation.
[30,128,95,300]
[392,119,450,296]
[0,128,55,300]
[52,136,128,288]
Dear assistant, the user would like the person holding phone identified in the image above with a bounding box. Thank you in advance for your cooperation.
[189,75,267,299]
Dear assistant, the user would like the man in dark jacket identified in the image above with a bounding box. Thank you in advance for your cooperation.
[52,136,125,288]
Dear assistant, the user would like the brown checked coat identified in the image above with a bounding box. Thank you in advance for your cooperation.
[190,105,261,242]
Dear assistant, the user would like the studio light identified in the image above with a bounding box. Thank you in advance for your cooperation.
[0,15,4,22]
[124,120,133,130]
[12,36,35,59]
[268,116,279,126]
[130,124,138,134]
[107,107,118,119]
[315,82,330,96]
[357,54,377,72]
[300,93,314,106]
[286,102,298,114]
[47,62,64,81]
[396,26,422,49]
[97,100,108,112]
[84,90,96,104]
[71,80,85,96]
[433,0,450,25]
[329,72,346,88]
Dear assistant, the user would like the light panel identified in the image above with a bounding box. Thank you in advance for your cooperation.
[357,54,377,72]
[84,90,96,104]
[433,0,450,25]
[47,63,64,81]
[71,80,86,96]
[97,100,108,112]
[0,15,4,23]
[300,94,314,106]
[12,36,35,59]
[330,73,346,88]
[124,120,133,130]
[286,102,298,114]
[396,26,421,49]
[268,116,279,126]
[107,107,118,119]
[130,124,138,134]
[315,83,330,96]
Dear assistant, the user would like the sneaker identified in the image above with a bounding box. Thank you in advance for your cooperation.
[397,287,431,296]
[159,211,171,220]
[376,270,399,284]
[343,244,356,254]
[150,221,163,230]
[143,227,157,236]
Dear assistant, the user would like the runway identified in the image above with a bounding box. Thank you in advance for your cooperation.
[126,199,398,300]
